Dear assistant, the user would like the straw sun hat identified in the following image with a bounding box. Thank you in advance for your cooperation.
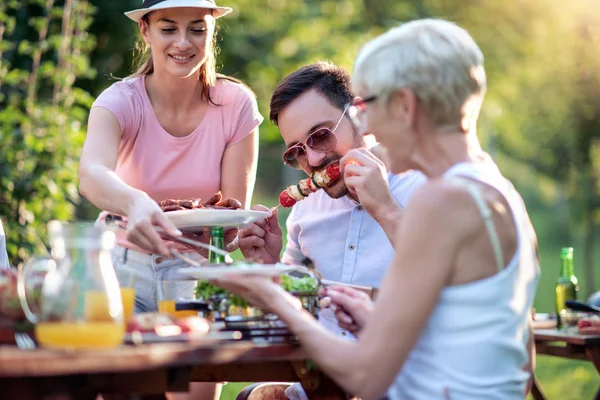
[125,0,233,22]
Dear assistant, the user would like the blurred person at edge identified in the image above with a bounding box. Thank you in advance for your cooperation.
[78,1,262,399]
[217,19,540,400]
[0,220,9,269]
[233,61,426,400]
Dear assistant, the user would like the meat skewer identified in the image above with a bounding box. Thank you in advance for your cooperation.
[279,163,341,208]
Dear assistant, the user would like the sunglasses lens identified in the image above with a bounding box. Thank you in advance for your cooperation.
[283,146,305,169]
[307,129,336,151]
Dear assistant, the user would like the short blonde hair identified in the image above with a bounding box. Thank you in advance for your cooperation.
[353,19,487,132]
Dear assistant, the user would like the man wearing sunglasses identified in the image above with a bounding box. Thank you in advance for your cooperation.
[238,61,425,310]
[234,62,424,399]
[239,61,424,275]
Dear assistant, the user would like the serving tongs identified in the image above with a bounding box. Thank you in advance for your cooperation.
[284,250,322,284]
[105,214,229,267]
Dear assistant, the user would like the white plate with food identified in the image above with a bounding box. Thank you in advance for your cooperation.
[174,263,299,280]
[165,209,270,231]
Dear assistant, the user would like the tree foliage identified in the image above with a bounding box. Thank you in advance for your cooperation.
[4,0,600,293]
[0,0,96,266]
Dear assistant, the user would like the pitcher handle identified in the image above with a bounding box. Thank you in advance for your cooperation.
[17,256,54,324]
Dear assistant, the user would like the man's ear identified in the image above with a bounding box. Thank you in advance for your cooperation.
[388,89,418,129]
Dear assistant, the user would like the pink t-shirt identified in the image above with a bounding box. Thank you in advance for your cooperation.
[92,75,263,202]
[91,75,263,250]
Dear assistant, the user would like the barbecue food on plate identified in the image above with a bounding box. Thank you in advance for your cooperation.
[194,272,321,318]
[158,192,242,212]
[578,317,600,334]
[279,163,341,208]
[127,312,210,336]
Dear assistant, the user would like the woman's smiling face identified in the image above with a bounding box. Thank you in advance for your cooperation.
[140,7,214,78]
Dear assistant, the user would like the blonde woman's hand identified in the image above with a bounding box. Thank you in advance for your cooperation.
[323,285,374,335]
[211,274,301,313]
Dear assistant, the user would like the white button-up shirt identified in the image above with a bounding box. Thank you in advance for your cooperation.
[282,170,426,338]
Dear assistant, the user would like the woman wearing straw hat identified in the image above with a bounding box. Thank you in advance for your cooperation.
[80,1,261,398]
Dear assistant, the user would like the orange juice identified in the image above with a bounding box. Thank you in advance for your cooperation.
[120,287,135,322]
[36,322,125,349]
[157,299,197,318]
[85,290,125,322]
[85,290,111,321]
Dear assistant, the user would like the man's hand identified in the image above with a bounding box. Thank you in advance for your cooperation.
[340,148,403,245]
[322,285,374,336]
[340,148,401,222]
[232,205,283,263]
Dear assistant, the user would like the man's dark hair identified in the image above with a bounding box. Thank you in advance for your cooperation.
[269,61,354,126]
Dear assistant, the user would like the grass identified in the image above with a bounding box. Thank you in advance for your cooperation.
[530,357,598,399]
[524,205,600,399]
[221,383,253,400]
[218,192,600,400]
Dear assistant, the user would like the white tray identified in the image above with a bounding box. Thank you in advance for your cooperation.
[165,209,269,231]
[173,263,298,280]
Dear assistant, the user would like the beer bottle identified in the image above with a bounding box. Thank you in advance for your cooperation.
[208,226,226,264]
[556,247,579,328]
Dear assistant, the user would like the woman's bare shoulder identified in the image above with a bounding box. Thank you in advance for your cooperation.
[404,178,487,237]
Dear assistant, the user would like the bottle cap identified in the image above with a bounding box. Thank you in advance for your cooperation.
[210,226,224,235]
[560,247,573,259]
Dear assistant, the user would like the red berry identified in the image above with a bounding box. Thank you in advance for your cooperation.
[279,191,297,208]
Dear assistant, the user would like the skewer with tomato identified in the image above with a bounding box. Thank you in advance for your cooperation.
[279,163,341,208]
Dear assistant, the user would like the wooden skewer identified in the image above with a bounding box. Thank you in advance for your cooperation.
[263,205,282,223]
[170,249,204,268]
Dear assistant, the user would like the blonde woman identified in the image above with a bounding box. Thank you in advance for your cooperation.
[216,19,539,400]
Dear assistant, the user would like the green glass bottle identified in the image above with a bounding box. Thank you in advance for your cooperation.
[556,247,579,328]
[208,226,226,264]
[194,227,225,302]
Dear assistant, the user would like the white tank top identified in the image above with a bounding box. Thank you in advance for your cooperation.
[387,161,540,400]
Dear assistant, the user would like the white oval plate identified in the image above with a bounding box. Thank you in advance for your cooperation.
[165,209,269,231]
[174,263,298,280]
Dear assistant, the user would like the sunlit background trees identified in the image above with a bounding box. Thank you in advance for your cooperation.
[1,1,600,397]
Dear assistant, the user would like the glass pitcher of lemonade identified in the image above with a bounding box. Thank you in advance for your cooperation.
[18,221,125,349]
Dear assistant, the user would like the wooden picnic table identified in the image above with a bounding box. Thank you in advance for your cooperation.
[0,339,347,400]
[532,328,600,400]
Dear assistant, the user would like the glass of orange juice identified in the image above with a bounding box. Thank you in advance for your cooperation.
[121,286,135,322]
[118,268,137,322]
[156,278,197,319]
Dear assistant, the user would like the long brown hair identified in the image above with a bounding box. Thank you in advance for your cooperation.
[129,13,244,105]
